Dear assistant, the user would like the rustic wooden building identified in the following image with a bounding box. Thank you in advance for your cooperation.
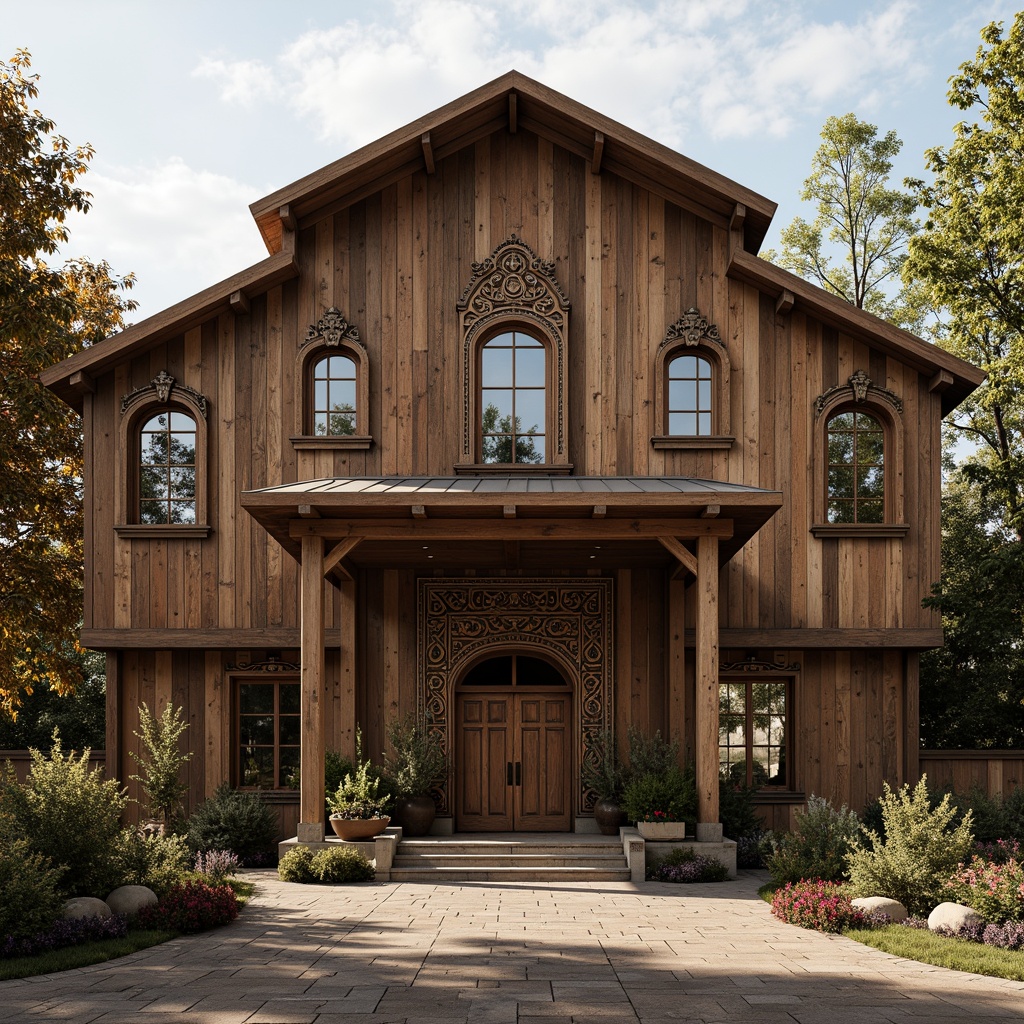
[41,72,984,841]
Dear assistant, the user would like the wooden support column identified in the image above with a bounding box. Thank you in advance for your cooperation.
[298,534,327,841]
[339,579,357,760]
[695,534,721,840]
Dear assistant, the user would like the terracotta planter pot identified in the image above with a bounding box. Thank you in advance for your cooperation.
[392,795,436,836]
[593,797,627,836]
[329,816,390,840]
[637,820,686,841]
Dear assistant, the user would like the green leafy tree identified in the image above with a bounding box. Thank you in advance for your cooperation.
[0,51,135,719]
[129,702,194,827]
[920,482,1024,747]
[764,113,920,326]
[481,403,543,464]
[905,14,1024,541]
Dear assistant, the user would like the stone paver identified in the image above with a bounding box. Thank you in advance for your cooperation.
[2,870,1024,1022]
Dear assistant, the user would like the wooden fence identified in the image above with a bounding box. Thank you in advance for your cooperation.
[919,750,1024,799]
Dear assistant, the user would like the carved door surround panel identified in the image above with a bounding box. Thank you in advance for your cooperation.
[418,578,613,821]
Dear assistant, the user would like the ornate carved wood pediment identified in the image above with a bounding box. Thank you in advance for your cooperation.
[120,371,208,419]
[814,370,903,417]
[225,659,300,673]
[659,306,724,349]
[303,307,363,349]
[458,235,571,460]
[721,657,801,673]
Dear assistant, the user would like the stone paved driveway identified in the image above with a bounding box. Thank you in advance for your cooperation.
[2,870,1023,1023]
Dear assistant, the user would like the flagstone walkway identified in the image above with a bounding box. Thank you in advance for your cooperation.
[3,870,1023,1023]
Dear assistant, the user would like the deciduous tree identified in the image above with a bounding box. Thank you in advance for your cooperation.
[0,51,135,719]
[764,113,920,326]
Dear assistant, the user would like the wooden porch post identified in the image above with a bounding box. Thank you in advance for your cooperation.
[298,534,326,841]
[695,534,721,841]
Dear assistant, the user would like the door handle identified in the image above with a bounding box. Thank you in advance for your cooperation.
[507,761,513,786]
[515,761,522,786]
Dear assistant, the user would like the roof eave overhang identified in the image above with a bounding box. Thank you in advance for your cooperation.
[249,70,777,255]
[727,249,986,416]
[39,248,299,412]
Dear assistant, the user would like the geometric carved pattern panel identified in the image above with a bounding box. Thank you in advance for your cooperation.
[418,578,613,818]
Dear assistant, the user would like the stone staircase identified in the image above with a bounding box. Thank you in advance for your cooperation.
[389,833,632,882]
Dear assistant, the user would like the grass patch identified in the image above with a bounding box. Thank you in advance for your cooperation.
[1,879,257,981]
[0,930,174,981]
[846,925,1024,982]
[758,880,780,902]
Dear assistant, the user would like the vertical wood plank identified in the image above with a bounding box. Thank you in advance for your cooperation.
[339,579,357,759]
[585,170,602,475]
[217,315,236,628]
[668,578,686,750]
[696,534,720,830]
[383,570,401,735]
[204,651,225,797]
[105,652,120,782]
[299,534,326,840]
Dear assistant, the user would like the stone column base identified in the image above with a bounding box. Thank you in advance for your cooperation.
[296,821,325,842]
[695,821,723,843]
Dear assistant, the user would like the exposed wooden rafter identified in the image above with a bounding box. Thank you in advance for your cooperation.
[591,131,604,174]
[229,290,250,315]
[279,204,297,232]
[508,91,518,133]
[420,132,435,175]
[411,504,428,519]
[657,536,699,577]
[775,290,795,315]
[929,369,954,394]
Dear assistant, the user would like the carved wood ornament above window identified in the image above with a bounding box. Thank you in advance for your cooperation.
[120,370,208,420]
[813,369,903,418]
[456,235,571,472]
[652,306,734,450]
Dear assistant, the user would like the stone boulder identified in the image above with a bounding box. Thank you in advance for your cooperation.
[851,896,908,923]
[928,902,984,932]
[106,885,158,916]
[62,897,112,920]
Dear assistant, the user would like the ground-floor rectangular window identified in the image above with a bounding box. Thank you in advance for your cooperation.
[719,678,789,788]
[236,678,300,789]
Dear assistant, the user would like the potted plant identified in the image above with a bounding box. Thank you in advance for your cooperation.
[327,738,391,840]
[383,714,447,836]
[582,729,626,835]
[622,763,695,841]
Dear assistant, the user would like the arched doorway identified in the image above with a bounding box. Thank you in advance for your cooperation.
[455,652,572,832]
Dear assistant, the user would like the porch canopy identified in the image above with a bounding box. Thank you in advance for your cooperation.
[241,475,783,841]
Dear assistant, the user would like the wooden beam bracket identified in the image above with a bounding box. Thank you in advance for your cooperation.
[591,130,605,174]
[775,290,795,315]
[700,505,721,519]
[929,369,954,394]
[658,536,699,577]
[503,504,517,519]
[323,537,361,577]
[729,203,746,232]
[411,504,428,519]
[229,290,250,315]
[68,370,96,395]
[297,504,321,519]
[508,91,518,133]
[420,132,435,175]
[279,204,297,232]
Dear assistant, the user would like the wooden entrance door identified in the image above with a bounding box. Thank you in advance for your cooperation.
[456,691,572,831]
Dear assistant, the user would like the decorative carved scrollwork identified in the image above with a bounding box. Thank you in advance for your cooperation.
[814,371,903,417]
[120,372,208,419]
[721,657,801,674]
[458,235,570,459]
[303,307,363,349]
[659,306,724,349]
[418,578,612,816]
[225,659,301,673]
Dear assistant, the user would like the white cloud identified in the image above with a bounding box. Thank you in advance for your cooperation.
[192,0,928,152]
[63,158,267,321]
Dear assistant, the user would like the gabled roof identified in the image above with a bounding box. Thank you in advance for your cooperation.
[248,70,777,256]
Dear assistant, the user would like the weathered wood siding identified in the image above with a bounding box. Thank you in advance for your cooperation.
[920,751,1024,800]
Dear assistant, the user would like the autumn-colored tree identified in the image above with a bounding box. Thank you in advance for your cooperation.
[0,51,135,718]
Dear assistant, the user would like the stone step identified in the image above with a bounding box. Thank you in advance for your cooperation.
[393,853,627,868]
[389,865,632,882]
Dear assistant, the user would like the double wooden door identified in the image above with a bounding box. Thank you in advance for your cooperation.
[455,691,571,831]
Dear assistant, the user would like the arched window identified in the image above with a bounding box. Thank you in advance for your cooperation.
[139,410,197,524]
[811,371,907,537]
[311,353,358,437]
[826,409,884,524]
[666,353,713,436]
[116,371,209,537]
[479,330,546,464]
[652,307,733,449]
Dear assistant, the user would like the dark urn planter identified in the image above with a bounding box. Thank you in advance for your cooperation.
[392,794,436,836]
[593,797,627,836]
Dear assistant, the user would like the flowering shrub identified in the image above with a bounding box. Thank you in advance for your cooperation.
[945,854,1024,923]
[194,849,241,886]
[933,919,988,943]
[134,880,238,933]
[983,921,1024,950]
[974,839,1022,866]
[764,796,860,884]
[1,913,128,959]
[648,847,729,883]
[771,880,867,933]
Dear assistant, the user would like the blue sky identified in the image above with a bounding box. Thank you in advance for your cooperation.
[4,0,1019,321]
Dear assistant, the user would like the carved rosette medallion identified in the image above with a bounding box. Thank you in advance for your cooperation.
[659,307,724,349]
[418,578,612,816]
[457,235,570,459]
[814,371,903,417]
[120,371,208,419]
[303,307,363,349]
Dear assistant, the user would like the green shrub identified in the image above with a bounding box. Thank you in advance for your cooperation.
[581,729,624,801]
[0,736,128,897]
[718,778,764,840]
[114,831,192,897]
[312,847,374,883]
[624,726,679,785]
[947,786,1024,845]
[847,777,975,916]
[277,845,374,884]
[325,751,354,796]
[278,846,317,883]
[129,703,193,828]
[765,795,860,884]
[0,839,63,941]
[647,845,729,883]
[946,855,1024,924]
[383,714,447,798]
[187,783,278,865]
[622,764,696,824]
